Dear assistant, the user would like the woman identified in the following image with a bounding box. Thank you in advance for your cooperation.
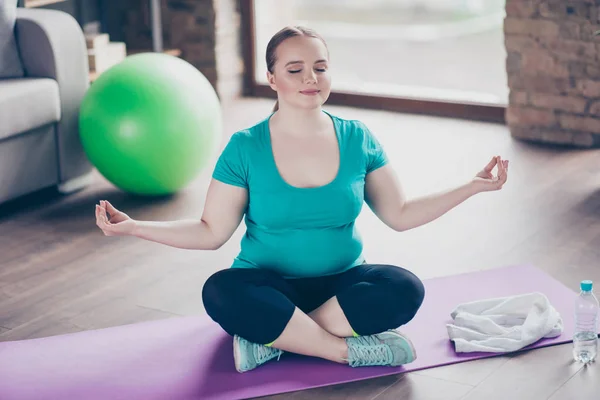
[95,26,508,373]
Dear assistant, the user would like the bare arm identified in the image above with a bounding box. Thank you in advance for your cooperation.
[97,179,247,250]
[364,156,508,232]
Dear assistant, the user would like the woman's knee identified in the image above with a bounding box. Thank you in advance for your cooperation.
[201,268,295,344]
[399,268,425,310]
[371,265,425,324]
[202,269,239,320]
[391,269,425,324]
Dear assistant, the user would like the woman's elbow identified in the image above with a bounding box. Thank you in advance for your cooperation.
[200,237,226,251]
[390,221,409,232]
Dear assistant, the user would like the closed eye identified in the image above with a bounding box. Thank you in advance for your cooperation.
[288,68,327,74]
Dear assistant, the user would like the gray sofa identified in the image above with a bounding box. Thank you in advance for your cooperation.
[0,5,92,205]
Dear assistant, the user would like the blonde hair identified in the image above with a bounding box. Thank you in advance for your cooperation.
[266,26,329,113]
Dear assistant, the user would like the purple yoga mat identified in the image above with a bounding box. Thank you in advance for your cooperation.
[0,264,586,400]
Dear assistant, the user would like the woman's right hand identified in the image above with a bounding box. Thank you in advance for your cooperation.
[95,200,137,236]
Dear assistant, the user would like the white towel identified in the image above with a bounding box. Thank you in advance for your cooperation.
[446,292,564,353]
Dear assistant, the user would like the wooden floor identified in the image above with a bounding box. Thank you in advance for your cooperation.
[1,98,599,399]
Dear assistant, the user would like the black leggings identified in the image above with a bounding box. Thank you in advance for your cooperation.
[202,264,425,345]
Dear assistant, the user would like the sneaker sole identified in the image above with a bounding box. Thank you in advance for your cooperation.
[383,330,417,363]
[232,335,244,373]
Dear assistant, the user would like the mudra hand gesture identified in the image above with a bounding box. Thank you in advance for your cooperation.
[95,200,137,236]
[472,156,509,192]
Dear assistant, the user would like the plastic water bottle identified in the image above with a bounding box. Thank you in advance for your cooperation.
[573,280,599,363]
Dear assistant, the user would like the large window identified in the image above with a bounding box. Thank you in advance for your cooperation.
[245,0,507,122]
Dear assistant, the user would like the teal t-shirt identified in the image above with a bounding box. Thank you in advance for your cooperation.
[212,110,388,279]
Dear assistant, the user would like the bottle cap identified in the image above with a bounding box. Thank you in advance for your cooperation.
[581,280,593,291]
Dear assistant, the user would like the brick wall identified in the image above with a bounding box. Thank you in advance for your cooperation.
[119,0,242,102]
[505,0,600,147]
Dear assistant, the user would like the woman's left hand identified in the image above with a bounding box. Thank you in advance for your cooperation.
[472,155,509,192]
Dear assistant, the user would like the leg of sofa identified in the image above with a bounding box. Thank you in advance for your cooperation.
[57,171,94,194]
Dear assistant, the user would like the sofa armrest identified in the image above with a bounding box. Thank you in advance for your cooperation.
[15,8,92,183]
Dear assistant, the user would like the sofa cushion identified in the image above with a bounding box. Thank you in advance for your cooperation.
[0,0,24,78]
[0,78,60,140]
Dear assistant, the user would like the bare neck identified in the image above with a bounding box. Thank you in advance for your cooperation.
[270,106,330,138]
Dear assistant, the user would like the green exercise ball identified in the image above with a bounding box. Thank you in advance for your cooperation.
[79,53,221,195]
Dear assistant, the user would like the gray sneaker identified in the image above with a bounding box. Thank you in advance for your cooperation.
[345,330,416,367]
[233,335,283,373]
